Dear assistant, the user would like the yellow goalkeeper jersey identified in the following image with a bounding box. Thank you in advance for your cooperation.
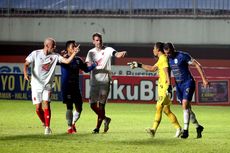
[155,54,168,84]
[155,54,169,97]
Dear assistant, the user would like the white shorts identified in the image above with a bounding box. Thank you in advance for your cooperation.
[31,87,51,105]
[89,83,110,104]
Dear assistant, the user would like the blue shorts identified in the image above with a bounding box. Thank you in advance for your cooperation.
[175,79,195,103]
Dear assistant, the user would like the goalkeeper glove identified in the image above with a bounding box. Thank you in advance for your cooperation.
[127,61,142,69]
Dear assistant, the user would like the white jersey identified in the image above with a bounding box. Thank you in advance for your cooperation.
[85,46,115,85]
[25,49,64,89]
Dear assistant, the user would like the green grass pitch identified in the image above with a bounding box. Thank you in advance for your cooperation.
[0,100,230,153]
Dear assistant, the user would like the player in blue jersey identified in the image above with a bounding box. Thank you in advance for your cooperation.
[60,40,97,134]
[163,42,209,139]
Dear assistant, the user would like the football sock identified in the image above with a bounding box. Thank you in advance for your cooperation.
[36,108,45,124]
[190,110,199,128]
[183,109,190,130]
[152,104,163,131]
[73,110,80,124]
[44,108,51,127]
[96,109,105,129]
[66,109,73,127]
[96,117,103,129]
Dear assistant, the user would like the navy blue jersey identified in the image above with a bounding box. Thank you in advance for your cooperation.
[61,56,88,94]
[168,51,194,82]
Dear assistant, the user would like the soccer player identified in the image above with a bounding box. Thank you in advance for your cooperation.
[23,37,79,135]
[85,32,127,134]
[128,42,182,138]
[163,42,209,139]
[60,40,97,134]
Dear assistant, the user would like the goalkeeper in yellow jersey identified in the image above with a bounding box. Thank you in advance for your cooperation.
[128,42,182,138]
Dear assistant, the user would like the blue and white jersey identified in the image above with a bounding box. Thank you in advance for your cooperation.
[168,51,194,82]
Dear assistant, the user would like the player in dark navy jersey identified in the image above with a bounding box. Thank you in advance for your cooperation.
[61,40,97,134]
[164,42,209,139]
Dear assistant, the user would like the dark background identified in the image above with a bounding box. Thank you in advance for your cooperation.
[0,42,230,60]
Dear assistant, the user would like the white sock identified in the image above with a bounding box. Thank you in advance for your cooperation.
[183,109,190,130]
[66,109,73,127]
[72,111,81,124]
[190,110,199,128]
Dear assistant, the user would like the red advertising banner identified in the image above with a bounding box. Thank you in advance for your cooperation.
[83,75,230,105]
[82,75,158,103]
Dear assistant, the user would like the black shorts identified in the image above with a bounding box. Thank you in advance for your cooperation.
[62,89,83,106]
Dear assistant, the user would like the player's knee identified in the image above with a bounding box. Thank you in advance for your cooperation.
[156,103,163,110]
[78,108,82,113]
[90,103,97,110]
[163,109,171,116]
[36,107,42,112]
[66,104,73,110]
[35,103,42,111]
[163,106,171,115]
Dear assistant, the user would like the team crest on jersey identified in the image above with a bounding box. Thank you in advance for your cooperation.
[174,59,178,64]
[42,64,51,71]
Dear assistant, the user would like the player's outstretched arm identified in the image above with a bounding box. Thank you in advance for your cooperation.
[84,62,97,73]
[127,61,157,72]
[192,59,209,88]
[142,64,157,72]
[115,51,127,58]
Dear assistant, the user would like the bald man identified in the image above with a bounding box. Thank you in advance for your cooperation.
[23,37,80,135]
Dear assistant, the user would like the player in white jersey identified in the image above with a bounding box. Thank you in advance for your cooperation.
[85,32,127,133]
[23,37,80,135]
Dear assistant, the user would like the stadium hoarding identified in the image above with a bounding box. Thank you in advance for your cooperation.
[83,75,157,103]
[1,62,230,105]
[0,73,206,104]
[197,79,229,104]
[0,73,159,103]
[1,73,230,105]
[0,73,62,101]
[0,73,182,103]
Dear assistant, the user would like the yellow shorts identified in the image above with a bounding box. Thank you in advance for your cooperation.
[157,83,171,105]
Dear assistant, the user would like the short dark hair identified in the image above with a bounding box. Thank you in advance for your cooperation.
[155,42,164,53]
[164,42,175,51]
[65,40,76,50]
[92,32,102,40]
